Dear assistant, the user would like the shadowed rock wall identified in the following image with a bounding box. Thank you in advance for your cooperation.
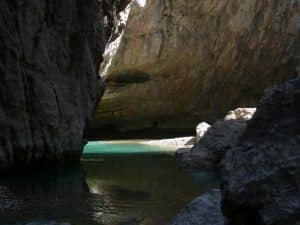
[0,0,105,171]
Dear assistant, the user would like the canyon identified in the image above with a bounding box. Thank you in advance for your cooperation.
[0,0,299,225]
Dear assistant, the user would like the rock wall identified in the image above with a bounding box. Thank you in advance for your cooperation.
[221,79,300,225]
[93,0,300,136]
[0,0,105,171]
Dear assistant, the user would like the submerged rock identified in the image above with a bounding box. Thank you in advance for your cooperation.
[177,108,256,169]
[0,1,105,171]
[221,79,300,225]
[169,189,225,225]
[92,0,300,136]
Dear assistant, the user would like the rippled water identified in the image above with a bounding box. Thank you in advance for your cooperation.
[0,142,219,225]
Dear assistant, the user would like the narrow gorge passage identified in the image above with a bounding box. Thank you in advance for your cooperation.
[0,0,299,225]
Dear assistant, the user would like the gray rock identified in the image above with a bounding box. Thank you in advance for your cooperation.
[221,79,300,225]
[177,108,255,169]
[0,0,105,171]
[169,189,225,225]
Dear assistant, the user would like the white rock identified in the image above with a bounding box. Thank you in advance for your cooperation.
[224,108,256,121]
[196,122,211,140]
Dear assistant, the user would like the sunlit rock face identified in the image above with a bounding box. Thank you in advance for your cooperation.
[92,0,300,136]
[0,0,105,171]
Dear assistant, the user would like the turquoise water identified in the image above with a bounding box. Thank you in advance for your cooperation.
[0,141,219,225]
[84,141,174,154]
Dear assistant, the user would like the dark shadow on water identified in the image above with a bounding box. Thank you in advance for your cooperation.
[0,165,101,225]
[0,153,220,225]
[81,153,220,225]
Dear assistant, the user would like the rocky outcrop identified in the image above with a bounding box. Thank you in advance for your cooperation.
[221,79,300,225]
[92,0,300,136]
[176,108,256,169]
[169,189,225,225]
[0,0,105,171]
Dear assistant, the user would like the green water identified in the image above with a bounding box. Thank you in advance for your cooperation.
[0,141,219,225]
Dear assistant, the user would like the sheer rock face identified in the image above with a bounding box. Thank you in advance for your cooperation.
[0,0,105,171]
[93,0,300,135]
[221,79,300,225]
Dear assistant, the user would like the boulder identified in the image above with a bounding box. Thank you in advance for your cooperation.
[169,189,226,225]
[177,108,256,169]
[221,79,300,225]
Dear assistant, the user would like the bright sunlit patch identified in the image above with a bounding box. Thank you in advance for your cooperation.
[136,0,147,7]
[100,3,132,77]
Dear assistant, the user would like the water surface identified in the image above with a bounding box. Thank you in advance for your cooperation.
[0,141,219,225]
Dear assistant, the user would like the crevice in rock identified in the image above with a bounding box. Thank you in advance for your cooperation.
[106,70,151,85]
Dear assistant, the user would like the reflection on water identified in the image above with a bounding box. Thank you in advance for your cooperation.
[0,166,97,225]
[0,144,219,225]
[83,153,219,225]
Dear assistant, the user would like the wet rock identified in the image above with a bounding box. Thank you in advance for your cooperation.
[0,0,105,171]
[221,79,300,225]
[177,108,256,169]
[169,189,225,225]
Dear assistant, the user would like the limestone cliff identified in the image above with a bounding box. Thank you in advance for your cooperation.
[0,0,105,171]
[93,0,300,136]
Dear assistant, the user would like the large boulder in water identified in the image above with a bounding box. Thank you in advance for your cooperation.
[0,0,106,171]
[221,79,300,225]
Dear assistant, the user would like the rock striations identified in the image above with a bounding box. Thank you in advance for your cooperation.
[0,0,105,171]
[93,0,300,136]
